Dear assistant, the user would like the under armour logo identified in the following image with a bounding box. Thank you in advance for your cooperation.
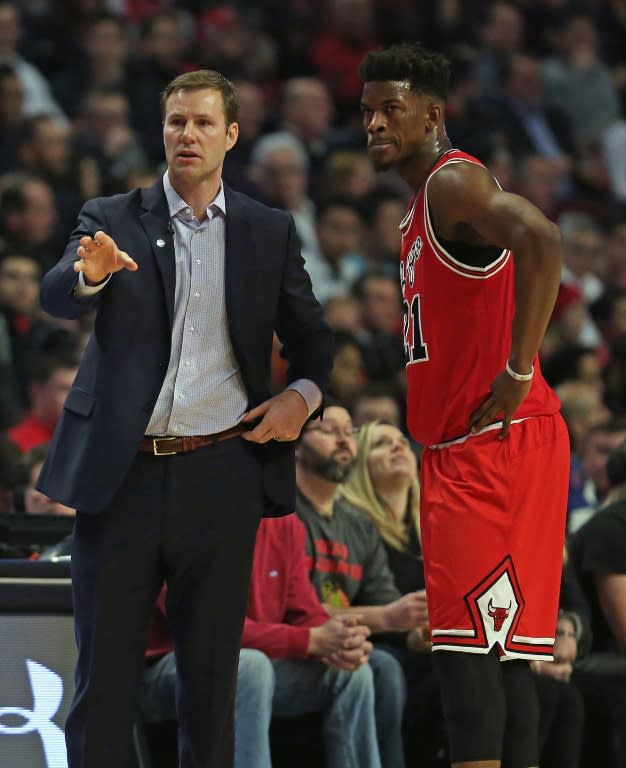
[0,659,67,768]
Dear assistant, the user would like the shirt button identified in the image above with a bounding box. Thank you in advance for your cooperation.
[194,292,200,298]
[184,361,190,366]
[196,259,201,264]
[185,207,191,215]
[190,326,195,332]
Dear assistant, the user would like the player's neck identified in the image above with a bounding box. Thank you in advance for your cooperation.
[401,132,453,193]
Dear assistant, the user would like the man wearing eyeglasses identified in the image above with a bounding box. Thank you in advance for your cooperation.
[295,402,428,768]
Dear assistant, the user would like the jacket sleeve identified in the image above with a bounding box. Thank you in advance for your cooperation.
[274,214,334,400]
[40,197,111,319]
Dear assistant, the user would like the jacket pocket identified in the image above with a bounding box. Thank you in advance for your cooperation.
[64,387,96,417]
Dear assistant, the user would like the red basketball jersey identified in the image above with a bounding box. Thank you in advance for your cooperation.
[400,149,560,446]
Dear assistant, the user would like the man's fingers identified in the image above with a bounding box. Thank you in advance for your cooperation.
[116,250,138,271]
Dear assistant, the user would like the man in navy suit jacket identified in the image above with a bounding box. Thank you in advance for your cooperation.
[37,69,333,768]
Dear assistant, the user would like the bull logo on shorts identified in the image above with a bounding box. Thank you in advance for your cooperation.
[487,598,511,632]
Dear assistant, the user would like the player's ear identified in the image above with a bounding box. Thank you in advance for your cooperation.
[425,103,441,131]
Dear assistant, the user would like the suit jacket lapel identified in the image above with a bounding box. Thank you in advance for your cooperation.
[224,185,256,344]
[139,181,176,328]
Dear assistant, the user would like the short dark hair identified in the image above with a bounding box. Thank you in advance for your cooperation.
[360,43,451,101]
[160,70,239,127]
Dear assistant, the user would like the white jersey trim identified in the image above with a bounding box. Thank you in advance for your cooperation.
[431,628,476,637]
[428,418,529,450]
[512,635,555,645]
[431,644,554,661]
[423,158,510,279]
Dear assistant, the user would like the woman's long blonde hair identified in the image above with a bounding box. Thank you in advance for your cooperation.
[338,421,420,552]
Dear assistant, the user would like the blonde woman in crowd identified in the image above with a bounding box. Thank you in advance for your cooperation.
[338,420,442,766]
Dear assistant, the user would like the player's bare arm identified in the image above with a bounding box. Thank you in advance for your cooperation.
[428,163,562,437]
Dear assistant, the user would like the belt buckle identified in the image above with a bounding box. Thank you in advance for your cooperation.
[152,436,178,456]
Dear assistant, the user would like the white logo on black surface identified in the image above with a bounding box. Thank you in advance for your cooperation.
[0,659,67,768]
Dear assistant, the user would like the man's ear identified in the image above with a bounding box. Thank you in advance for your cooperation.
[225,121,239,152]
[425,103,441,131]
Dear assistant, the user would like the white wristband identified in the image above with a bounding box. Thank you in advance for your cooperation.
[505,360,534,382]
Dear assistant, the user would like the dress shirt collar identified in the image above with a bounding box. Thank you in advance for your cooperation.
[162,171,227,223]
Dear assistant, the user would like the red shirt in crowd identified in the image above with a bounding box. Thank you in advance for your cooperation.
[146,515,329,662]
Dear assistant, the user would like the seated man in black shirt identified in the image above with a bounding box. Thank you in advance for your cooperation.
[570,436,626,768]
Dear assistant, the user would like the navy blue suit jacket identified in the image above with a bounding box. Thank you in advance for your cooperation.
[37,180,333,514]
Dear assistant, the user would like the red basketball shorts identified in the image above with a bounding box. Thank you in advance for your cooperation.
[420,413,569,661]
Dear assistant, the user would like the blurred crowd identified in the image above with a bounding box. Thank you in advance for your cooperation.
[1,0,626,766]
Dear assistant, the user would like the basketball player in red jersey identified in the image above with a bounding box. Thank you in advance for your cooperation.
[360,44,569,768]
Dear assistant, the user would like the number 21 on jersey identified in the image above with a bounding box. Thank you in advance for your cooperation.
[403,294,429,365]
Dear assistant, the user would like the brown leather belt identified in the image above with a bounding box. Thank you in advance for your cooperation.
[138,424,248,456]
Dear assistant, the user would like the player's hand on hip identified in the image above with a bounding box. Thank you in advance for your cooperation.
[468,370,532,439]
[75,230,138,284]
[241,389,308,443]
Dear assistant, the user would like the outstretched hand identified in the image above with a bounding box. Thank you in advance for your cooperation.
[74,230,138,284]
[468,370,532,439]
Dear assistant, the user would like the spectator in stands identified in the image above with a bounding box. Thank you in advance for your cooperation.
[570,419,626,533]
[360,189,408,275]
[0,247,44,415]
[559,211,606,305]
[17,114,91,240]
[338,420,440,766]
[0,171,61,271]
[310,0,379,121]
[127,9,197,164]
[351,383,403,429]
[472,1,526,99]
[303,197,366,304]
[327,331,368,411]
[571,436,626,767]
[295,402,428,768]
[0,0,66,122]
[514,152,566,221]
[73,88,149,196]
[482,52,575,198]
[590,285,626,350]
[17,442,74,516]
[7,353,78,453]
[51,12,131,120]
[351,269,405,386]
[0,63,24,174]
[279,76,339,197]
[196,5,278,91]
[141,515,383,768]
[318,150,377,204]
[223,79,267,196]
[543,11,626,203]
[249,131,318,255]
[322,293,362,335]
[542,343,604,392]
[0,433,18,514]
[556,380,612,531]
